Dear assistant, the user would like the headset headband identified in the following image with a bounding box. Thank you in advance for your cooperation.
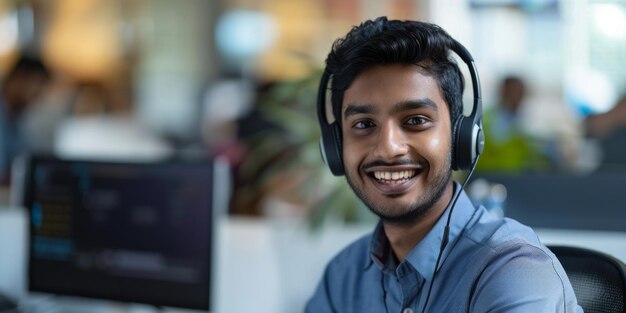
[450,39,482,120]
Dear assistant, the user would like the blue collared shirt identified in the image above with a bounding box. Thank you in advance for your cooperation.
[306,182,583,313]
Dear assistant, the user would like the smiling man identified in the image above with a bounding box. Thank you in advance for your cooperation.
[306,17,582,313]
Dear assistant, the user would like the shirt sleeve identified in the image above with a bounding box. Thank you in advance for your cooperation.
[470,244,583,313]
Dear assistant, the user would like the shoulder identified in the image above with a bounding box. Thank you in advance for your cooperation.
[463,207,545,253]
[462,212,579,312]
[470,241,579,312]
[463,212,563,282]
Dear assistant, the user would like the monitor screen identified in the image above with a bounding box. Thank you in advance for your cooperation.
[24,156,214,310]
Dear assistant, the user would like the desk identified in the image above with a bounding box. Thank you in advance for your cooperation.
[2,207,626,313]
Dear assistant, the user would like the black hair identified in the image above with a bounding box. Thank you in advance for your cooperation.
[325,16,464,130]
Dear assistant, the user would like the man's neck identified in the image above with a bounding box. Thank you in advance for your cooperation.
[382,181,455,262]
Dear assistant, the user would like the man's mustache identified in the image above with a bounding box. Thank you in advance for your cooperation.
[361,158,421,170]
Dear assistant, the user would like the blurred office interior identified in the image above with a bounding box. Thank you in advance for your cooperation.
[0,0,626,312]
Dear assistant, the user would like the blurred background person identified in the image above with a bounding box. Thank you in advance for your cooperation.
[18,74,74,157]
[584,94,626,171]
[0,56,51,185]
[477,75,553,173]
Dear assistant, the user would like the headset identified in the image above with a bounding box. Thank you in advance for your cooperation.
[316,39,484,176]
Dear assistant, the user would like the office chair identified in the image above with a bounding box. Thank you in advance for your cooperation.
[549,245,626,313]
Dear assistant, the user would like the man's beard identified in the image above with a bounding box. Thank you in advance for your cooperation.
[345,155,452,225]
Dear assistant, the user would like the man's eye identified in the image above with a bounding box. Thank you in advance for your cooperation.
[353,120,375,129]
[406,116,428,126]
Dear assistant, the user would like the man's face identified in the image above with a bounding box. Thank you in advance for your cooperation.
[341,64,453,223]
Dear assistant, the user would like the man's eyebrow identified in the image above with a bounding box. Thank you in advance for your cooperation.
[391,99,438,114]
[343,104,377,119]
[343,99,439,120]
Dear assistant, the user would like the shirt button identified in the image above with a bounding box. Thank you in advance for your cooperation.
[402,308,414,313]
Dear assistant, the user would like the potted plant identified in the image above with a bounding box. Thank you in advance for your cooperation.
[231,69,373,229]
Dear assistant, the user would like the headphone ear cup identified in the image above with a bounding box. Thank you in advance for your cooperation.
[317,70,345,176]
[453,116,483,171]
[319,121,345,176]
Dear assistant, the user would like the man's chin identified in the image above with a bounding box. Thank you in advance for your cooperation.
[368,202,432,225]
[346,169,453,225]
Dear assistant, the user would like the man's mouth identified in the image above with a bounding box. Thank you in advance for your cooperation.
[372,170,417,184]
[361,160,423,195]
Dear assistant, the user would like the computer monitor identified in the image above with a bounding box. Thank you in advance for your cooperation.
[23,156,214,310]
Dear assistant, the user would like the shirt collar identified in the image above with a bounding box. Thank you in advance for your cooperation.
[367,181,478,281]
[368,220,391,270]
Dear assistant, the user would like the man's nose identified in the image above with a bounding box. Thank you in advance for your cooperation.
[375,123,409,159]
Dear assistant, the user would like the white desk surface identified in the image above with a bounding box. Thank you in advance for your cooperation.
[2,206,626,313]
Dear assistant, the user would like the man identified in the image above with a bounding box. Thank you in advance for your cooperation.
[477,75,552,172]
[0,56,51,184]
[585,94,626,170]
[307,17,581,312]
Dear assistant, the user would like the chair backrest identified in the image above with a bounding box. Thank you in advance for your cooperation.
[549,245,626,313]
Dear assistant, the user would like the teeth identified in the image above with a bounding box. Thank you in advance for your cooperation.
[373,170,416,181]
